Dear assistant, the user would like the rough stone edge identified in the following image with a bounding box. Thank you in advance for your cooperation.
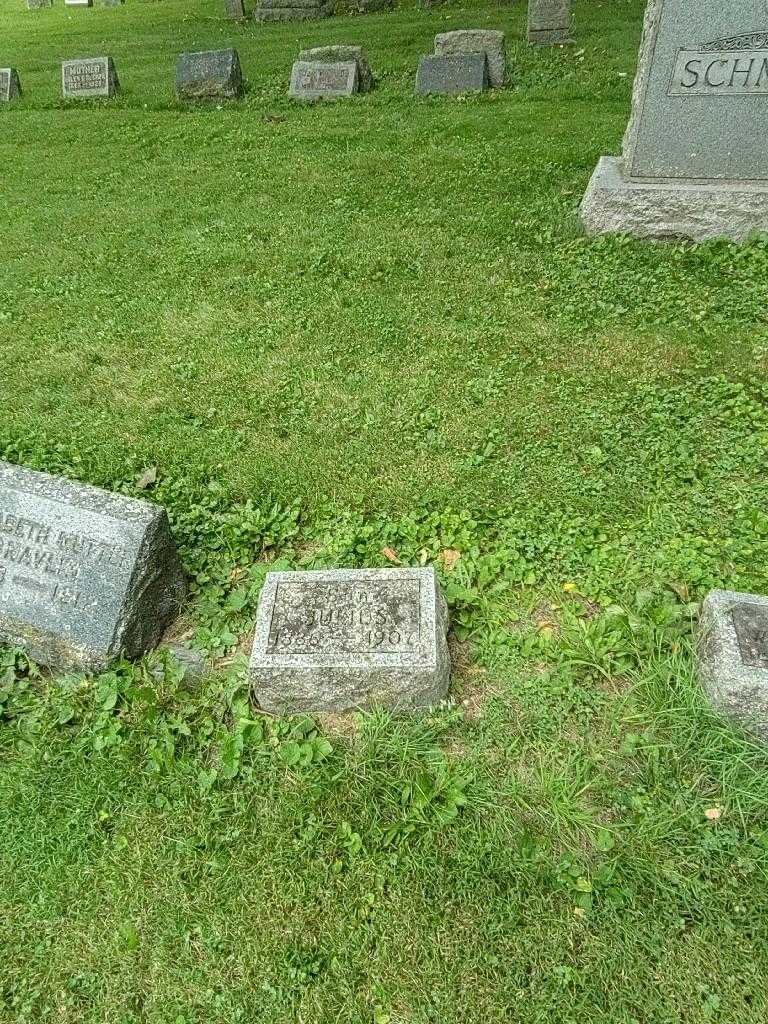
[113,507,186,663]
[580,157,768,243]
[698,589,768,741]
[621,0,661,173]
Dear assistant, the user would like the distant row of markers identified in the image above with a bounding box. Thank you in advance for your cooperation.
[1,20,575,104]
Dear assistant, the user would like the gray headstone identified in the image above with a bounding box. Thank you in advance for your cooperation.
[103,0,125,6]
[65,0,94,6]
[0,69,21,103]
[249,567,450,714]
[176,48,244,100]
[0,462,185,672]
[289,60,358,100]
[27,0,53,9]
[434,30,506,89]
[254,1,331,21]
[298,44,374,92]
[527,0,572,45]
[61,57,119,99]
[698,590,768,740]
[581,0,768,242]
[225,0,246,18]
[415,53,488,96]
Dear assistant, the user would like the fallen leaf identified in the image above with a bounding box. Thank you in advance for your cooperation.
[135,466,158,490]
[441,549,461,571]
[669,581,691,604]
[380,546,400,564]
[705,807,722,821]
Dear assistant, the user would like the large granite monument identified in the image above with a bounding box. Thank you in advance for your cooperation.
[0,462,185,672]
[249,567,450,714]
[176,48,244,100]
[527,0,572,45]
[698,589,768,740]
[415,54,488,96]
[0,69,22,103]
[434,30,506,88]
[61,57,119,98]
[581,0,768,242]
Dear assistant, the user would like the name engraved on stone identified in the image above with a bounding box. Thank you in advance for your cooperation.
[267,578,421,655]
[0,462,184,671]
[669,46,768,95]
[65,62,106,91]
[731,603,768,668]
[249,567,450,714]
[302,66,347,91]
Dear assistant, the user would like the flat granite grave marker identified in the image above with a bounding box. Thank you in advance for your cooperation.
[415,53,488,96]
[698,589,768,740]
[176,48,243,100]
[0,462,185,672]
[527,0,572,45]
[0,69,22,103]
[581,0,768,241]
[249,567,450,714]
[27,0,53,9]
[61,57,119,98]
[434,30,506,89]
[298,44,374,92]
[289,60,358,100]
[65,0,94,6]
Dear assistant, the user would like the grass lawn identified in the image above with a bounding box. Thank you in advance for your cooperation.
[3,0,768,1020]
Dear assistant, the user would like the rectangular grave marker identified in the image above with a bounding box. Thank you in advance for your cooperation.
[581,0,768,241]
[0,462,185,672]
[289,59,358,100]
[65,0,94,6]
[61,57,119,98]
[434,30,506,88]
[224,0,246,18]
[527,0,572,45]
[0,69,21,103]
[176,48,243,99]
[415,53,488,95]
[27,0,53,9]
[699,590,768,740]
[249,567,450,714]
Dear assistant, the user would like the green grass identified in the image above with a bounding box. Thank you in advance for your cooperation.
[4,0,768,1020]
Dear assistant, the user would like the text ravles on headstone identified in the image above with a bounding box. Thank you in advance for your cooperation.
[250,567,450,714]
[62,57,119,98]
[289,60,358,99]
[0,462,185,671]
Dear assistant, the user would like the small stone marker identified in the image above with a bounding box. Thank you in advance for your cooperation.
[61,57,119,99]
[581,0,768,241]
[527,0,572,45]
[254,0,331,22]
[103,0,125,6]
[27,0,53,9]
[65,0,94,6]
[698,590,768,740]
[0,69,21,103]
[298,45,374,92]
[0,462,185,672]
[225,0,246,18]
[289,60,358,100]
[249,567,450,714]
[434,30,506,89]
[176,48,244,100]
[415,53,488,96]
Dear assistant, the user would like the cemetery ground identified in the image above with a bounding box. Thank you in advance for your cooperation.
[3,0,768,1020]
